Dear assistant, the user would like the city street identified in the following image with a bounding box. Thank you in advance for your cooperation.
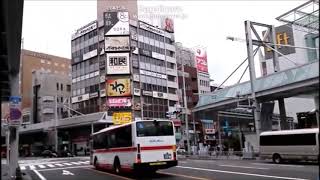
[17,157,318,180]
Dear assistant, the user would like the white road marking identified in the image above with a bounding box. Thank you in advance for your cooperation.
[177,166,309,180]
[70,162,81,165]
[252,163,304,168]
[219,164,269,170]
[78,161,89,164]
[20,166,26,170]
[37,165,92,172]
[29,165,36,170]
[47,164,55,168]
[62,170,74,176]
[63,163,73,166]
[33,170,47,180]
[54,163,64,167]
[38,165,46,169]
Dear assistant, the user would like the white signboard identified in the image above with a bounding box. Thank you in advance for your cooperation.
[72,21,97,40]
[134,88,141,96]
[105,36,130,52]
[106,53,130,74]
[104,11,130,36]
[139,22,164,36]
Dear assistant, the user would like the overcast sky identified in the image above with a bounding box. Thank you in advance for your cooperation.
[22,0,304,86]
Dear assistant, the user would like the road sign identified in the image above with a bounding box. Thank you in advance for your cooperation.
[9,96,22,126]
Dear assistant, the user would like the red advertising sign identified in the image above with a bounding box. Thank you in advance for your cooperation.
[171,119,182,127]
[195,48,208,73]
[107,97,132,107]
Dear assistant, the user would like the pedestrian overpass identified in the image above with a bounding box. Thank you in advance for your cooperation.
[194,60,319,112]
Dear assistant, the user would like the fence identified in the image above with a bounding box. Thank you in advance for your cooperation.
[178,150,258,160]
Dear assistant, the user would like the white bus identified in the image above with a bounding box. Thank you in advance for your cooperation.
[90,120,178,174]
[259,128,319,163]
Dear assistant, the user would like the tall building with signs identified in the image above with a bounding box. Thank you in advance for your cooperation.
[70,10,179,125]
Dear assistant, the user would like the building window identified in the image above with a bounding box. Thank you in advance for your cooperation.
[67,85,71,92]
[56,83,59,91]
[60,84,63,91]
[61,97,63,103]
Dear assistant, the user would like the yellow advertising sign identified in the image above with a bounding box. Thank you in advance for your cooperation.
[112,112,132,125]
[107,79,131,96]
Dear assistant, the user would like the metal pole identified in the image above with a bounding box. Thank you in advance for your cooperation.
[9,73,20,179]
[245,20,261,152]
[55,95,58,152]
[192,111,197,147]
[91,122,94,135]
[217,113,222,150]
[182,64,191,155]
[6,128,10,165]
[315,96,319,128]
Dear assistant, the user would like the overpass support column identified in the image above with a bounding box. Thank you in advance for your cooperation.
[278,98,288,130]
[314,96,319,128]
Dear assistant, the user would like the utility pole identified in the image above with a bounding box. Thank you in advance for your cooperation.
[55,95,58,152]
[9,74,20,179]
[181,63,191,155]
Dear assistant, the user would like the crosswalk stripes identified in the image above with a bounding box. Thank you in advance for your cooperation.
[54,163,64,167]
[19,161,90,170]
[70,162,81,165]
[47,164,55,168]
[38,165,46,168]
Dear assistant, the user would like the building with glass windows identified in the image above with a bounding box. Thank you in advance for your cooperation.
[70,14,179,123]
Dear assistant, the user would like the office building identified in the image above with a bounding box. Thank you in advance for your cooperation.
[31,70,71,123]
[1,49,71,121]
[70,11,179,123]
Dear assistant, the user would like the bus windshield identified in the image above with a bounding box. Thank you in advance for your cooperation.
[136,121,174,137]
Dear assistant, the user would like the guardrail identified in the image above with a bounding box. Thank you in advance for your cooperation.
[178,150,258,160]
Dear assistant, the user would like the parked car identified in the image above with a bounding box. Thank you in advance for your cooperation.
[41,150,58,158]
[177,147,187,155]
[59,150,74,157]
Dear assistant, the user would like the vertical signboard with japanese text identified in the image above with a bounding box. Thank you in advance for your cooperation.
[195,48,208,73]
[107,79,131,96]
[106,53,130,74]
[104,11,130,36]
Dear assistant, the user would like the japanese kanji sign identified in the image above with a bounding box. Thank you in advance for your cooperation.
[107,79,131,96]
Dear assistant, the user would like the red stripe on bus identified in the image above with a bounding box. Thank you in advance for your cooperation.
[140,145,174,151]
[94,147,137,153]
[93,145,174,153]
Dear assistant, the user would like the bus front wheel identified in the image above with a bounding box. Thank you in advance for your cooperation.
[273,154,282,164]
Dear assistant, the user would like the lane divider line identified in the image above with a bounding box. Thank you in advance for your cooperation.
[176,166,310,180]
[86,168,134,180]
[33,170,47,180]
[158,171,211,180]
[219,164,269,170]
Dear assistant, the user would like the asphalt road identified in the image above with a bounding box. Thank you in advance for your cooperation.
[18,157,319,180]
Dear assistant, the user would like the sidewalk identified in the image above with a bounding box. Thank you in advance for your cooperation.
[1,160,32,180]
